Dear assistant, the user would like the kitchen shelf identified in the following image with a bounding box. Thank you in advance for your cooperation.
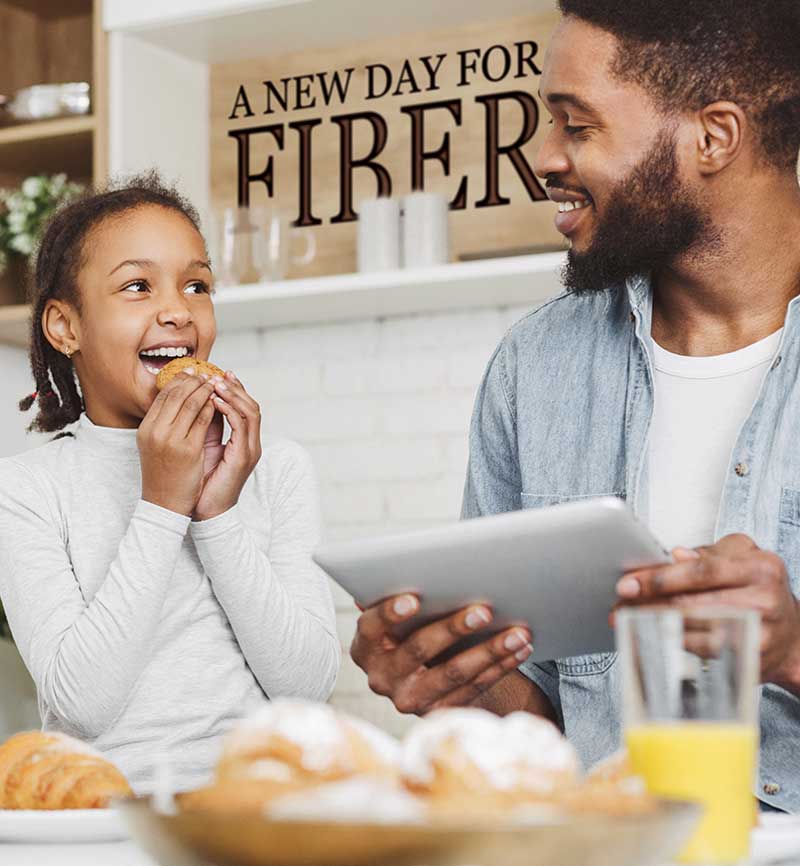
[212,252,566,332]
[0,253,566,348]
[0,115,95,147]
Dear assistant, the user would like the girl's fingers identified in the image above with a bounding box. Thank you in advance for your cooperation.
[187,394,217,445]
[212,395,248,460]
[156,372,210,428]
[213,375,261,454]
[168,379,216,439]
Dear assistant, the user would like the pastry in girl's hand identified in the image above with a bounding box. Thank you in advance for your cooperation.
[0,731,132,809]
[400,708,580,817]
[155,356,225,391]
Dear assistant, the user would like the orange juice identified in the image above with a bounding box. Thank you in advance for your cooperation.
[626,722,757,863]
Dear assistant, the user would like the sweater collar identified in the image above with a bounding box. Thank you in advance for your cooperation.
[74,412,140,461]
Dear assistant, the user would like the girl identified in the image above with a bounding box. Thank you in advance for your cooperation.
[0,174,340,792]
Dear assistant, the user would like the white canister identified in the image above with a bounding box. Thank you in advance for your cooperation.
[357,197,401,272]
[402,191,450,268]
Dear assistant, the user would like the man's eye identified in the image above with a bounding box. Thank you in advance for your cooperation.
[185,281,211,295]
[565,125,590,136]
[123,280,149,293]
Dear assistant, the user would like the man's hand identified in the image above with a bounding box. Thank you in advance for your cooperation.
[350,594,534,715]
[615,533,800,692]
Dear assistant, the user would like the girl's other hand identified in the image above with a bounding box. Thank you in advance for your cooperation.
[137,369,217,516]
[193,371,262,522]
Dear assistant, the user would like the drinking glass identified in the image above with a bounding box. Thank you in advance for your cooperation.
[616,607,760,864]
[212,206,316,287]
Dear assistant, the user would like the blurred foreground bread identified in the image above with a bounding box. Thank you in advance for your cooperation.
[156,357,225,391]
[401,708,580,817]
[178,700,655,822]
[180,700,401,814]
[0,731,132,809]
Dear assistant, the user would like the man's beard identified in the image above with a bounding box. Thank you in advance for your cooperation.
[561,129,717,294]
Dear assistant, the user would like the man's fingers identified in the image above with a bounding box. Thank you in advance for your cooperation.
[392,605,497,677]
[427,655,526,711]
[350,595,420,669]
[617,554,753,601]
[400,626,532,712]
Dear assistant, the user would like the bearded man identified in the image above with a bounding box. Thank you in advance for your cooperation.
[350,0,800,813]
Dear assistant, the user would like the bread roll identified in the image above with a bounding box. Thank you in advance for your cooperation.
[0,731,132,809]
[156,356,225,391]
[400,708,580,816]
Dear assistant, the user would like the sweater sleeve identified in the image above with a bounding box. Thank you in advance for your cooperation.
[189,442,340,702]
[0,459,190,738]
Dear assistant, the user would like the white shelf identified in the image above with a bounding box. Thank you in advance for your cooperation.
[104,0,554,63]
[212,253,566,332]
[0,254,566,348]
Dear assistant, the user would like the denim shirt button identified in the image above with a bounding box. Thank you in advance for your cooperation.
[772,355,782,370]
[629,311,635,323]
[763,782,781,795]
[734,462,750,477]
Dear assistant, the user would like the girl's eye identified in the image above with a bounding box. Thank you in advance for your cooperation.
[123,280,149,294]
[185,281,211,295]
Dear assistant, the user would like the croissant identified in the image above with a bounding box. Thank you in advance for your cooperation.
[0,731,132,809]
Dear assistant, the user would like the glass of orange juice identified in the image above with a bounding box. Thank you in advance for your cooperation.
[616,607,760,865]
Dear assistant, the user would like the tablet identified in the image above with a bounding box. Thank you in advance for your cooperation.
[313,497,670,663]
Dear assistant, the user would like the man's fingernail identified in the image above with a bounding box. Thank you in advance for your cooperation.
[215,380,228,391]
[516,643,533,661]
[184,366,195,375]
[226,370,238,382]
[504,629,527,651]
[465,607,491,630]
[393,596,417,616]
[617,577,641,598]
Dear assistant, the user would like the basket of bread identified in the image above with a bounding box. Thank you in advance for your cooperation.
[118,699,701,866]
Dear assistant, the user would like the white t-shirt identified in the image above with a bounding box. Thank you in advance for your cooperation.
[648,328,783,551]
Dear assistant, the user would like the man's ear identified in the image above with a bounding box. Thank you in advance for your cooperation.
[42,299,80,355]
[695,101,746,175]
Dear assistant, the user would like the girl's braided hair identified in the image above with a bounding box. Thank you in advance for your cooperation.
[19,170,201,437]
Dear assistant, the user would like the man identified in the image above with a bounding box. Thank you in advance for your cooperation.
[351,0,800,812]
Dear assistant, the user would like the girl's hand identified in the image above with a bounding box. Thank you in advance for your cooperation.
[137,370,217,516]
[193,371,262,522]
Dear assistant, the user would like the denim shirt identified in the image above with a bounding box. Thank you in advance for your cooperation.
[461,273,800,814]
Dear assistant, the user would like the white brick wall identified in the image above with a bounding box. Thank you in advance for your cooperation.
[0,303,532,738]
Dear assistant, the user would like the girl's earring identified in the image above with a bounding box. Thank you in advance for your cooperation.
[63,345,73,359]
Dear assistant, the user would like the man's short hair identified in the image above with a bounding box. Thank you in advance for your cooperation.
[558,0,800,174]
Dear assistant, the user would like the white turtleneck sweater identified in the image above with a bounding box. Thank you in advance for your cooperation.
[0,414,340,792]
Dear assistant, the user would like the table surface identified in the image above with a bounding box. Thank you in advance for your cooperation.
[2,818,799,866]
[0,841,157,866]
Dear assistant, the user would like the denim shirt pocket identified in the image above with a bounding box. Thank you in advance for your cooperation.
[520,490,624,677]
[777,487,800,595]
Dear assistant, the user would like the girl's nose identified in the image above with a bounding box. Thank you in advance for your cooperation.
[156,302,193,329]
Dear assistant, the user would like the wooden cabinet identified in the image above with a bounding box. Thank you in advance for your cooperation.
[0,0,106,315]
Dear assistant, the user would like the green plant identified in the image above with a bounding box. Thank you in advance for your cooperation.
[0,174,84,276]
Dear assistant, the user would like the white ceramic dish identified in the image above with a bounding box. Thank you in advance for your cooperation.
[0,808,128,843]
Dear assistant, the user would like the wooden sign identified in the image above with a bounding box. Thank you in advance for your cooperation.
[210,10,565,278]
